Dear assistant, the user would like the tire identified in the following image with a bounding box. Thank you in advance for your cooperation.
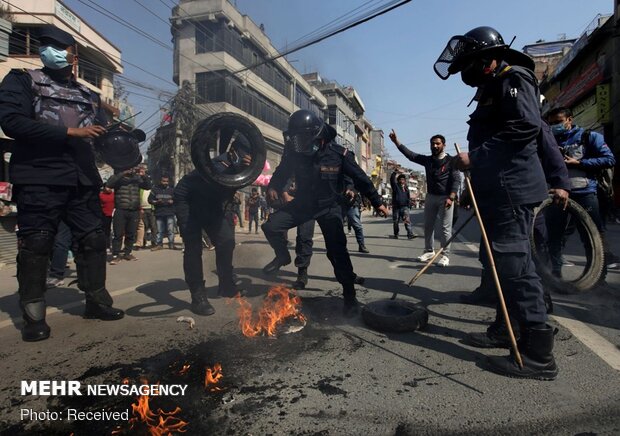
[532,197,605,293]
[362,299,429,333]
[191,112,266,189]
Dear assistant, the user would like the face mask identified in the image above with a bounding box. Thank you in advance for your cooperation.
[460,59,492,88]
[39,45,71,70]
[551,122,568,136]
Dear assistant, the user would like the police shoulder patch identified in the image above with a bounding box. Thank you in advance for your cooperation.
[329,143,347,156]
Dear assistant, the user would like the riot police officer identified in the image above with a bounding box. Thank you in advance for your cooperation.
[0,25,124,342]
[261,110,388,314]
[175,157,250,316]
[434,26,557,379]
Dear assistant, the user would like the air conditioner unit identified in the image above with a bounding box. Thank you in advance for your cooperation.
[208,13,217,22]
[226,21,235,29]
[241,31,251,39]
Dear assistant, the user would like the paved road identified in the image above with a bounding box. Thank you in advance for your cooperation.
[0,210,619,435]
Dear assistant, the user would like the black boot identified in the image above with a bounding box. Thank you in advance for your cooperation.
[292,267,308,290]
[84,299,125,320]
[358,244,369,253]
[353,274,365,285]
[262,255,291,275]
[21,301,50,342]
[465,320,520,348]
[342,284,359,317]
[217,283,247,298]
[459,286,496,306]
[459,269,496,306]
[76,232,124,320]
[191,288,215,316]
[487,324,558,380]
[17,240,53,342]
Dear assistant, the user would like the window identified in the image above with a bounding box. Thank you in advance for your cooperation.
[193,21,291,99]
[78,62,102,88]
[195,71,289,130]
[9,26,40,56]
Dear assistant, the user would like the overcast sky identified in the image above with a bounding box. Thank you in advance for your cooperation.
[63,0,612,166]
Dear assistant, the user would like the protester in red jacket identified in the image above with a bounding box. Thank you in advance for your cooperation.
[99,186,115,250]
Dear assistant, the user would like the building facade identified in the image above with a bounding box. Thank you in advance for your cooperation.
[0,0,125,265]
[170,0,327,175]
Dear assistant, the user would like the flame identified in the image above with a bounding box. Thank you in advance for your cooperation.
[113,379,188,436]
[234,286,306,337]
[177,364,191,376]
[205,363,223,391]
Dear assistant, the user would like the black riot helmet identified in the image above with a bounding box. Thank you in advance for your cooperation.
[283,109,326,155]
[434,26,534,80]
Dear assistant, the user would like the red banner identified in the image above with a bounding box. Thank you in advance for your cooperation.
[554,63,604,108]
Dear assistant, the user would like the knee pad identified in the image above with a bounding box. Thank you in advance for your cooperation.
[20,232,55,255]
[79,229,107,252]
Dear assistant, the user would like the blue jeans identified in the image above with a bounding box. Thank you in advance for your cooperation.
[156,215,175,246]
[346,206,365,246]
[393,206,413,236]
[49,221,72,279]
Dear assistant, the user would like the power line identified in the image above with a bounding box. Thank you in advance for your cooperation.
[232,0,412,75]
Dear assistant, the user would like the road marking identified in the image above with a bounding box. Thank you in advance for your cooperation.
[551,308,620,371]
[455,235,620,371]
[455,233,478,253]
[0,284,143,330]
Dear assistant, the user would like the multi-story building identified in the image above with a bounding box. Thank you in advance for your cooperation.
[169,0,327,177]
[303,72,360,152]
[0,0,125,265]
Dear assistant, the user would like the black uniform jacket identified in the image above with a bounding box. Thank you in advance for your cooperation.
[467,63,547,206]
[0,69,107,186]
[174,170,234,236]
[269,142,382,210]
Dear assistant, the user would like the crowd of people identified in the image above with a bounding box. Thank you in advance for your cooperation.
[1,24,619,384]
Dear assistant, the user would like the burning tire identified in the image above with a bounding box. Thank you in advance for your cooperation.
[362,299,429,333]
[532,197,605,294]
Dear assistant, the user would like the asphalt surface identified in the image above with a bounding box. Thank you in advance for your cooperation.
[0,209,619,435]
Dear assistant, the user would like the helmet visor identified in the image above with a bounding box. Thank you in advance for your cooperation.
[283,129,320,154]
[433,35,472,80]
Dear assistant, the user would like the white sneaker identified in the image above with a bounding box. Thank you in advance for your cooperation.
[437,255,449,267]
[417,251,435,262]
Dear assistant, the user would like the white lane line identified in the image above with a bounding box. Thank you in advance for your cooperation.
[0,284,143,330]
[551,308,620,371]
[455,235,620,371]
[455,233,478,253]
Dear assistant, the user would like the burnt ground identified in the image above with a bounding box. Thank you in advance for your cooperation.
[1,213,620,435]
[2,295,620,436]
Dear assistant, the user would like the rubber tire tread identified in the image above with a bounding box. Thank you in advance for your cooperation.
[532,197,605,293]
[191,112,266,189]
[362,300,429,333]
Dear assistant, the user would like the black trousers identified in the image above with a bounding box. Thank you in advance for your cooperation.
[295,219,315,268]
[478,202,547,326]
[112,209,139,256]
[14,184,108,305]
[102,215,113,249]
[262,202,355,287]
[182,211,235,292]
[142,209,157,246]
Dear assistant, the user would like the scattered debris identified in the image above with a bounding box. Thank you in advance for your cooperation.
[176,316,195,330]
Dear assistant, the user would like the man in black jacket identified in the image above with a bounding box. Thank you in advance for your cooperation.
[106,166,151,263]
[390,132,459,267]
[435,26,557,379]
[149,175,176,250]
[174,150,250,316]
[0,25,123,341]
[261,110,388,315]
[389,171,414,239]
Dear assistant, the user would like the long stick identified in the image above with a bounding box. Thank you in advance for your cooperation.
[403,212,475,292]
[454,143,523,369]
